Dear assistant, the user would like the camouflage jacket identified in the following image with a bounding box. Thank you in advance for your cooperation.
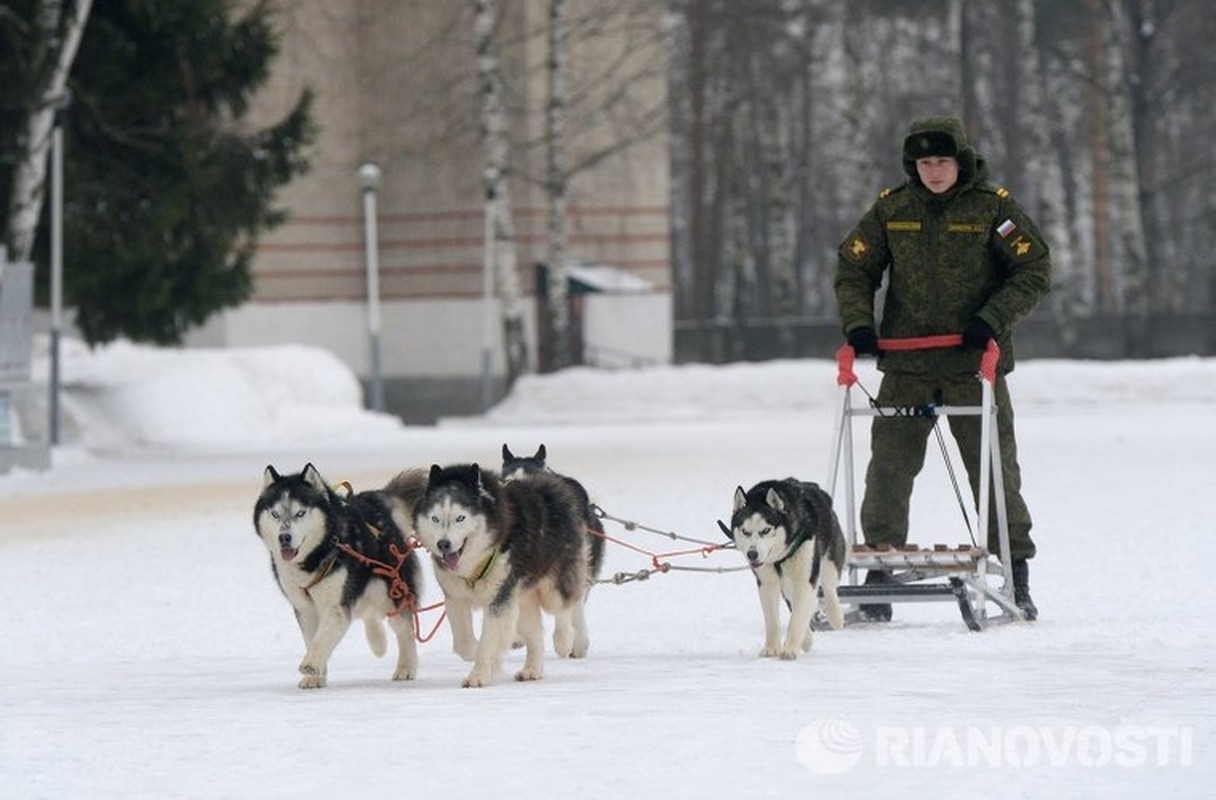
[834,173,1051,376]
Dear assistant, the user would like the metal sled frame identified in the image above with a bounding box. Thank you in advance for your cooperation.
[825,335,1026,630]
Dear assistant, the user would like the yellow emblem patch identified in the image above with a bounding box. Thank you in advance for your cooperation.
[1012,236,1032,257]
[850,237,868,257]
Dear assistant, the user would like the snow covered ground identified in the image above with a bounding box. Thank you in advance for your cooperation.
[1,340,1213,799]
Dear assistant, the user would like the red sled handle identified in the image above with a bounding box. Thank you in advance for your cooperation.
[836,334,1000,387]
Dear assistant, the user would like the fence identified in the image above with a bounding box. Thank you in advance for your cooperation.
[674,313,1216,364]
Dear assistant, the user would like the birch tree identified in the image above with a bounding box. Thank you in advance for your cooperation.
[475,0,530,385]
[1025,0,1087,343]
[535,0,667,370]
[542,0,571,370]
[1084,0,1117,315]
[3,0,92,278]
[1104,0,1150,351]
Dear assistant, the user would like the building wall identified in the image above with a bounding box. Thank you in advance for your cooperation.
[196,0,671,421]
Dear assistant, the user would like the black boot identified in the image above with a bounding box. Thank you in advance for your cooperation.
[1012,559,1038,621]
[859,570,893,622]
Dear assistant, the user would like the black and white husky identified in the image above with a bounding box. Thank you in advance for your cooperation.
[725,479,847,659]
[413,463,589,687]
[253,463,426,688]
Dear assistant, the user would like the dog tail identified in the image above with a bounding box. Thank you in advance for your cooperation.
[383,467,429,508]
[363,618,388,657]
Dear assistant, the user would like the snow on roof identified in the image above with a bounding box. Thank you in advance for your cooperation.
[565,262,653,293]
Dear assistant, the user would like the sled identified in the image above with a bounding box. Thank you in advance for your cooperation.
[824,335,1028,631]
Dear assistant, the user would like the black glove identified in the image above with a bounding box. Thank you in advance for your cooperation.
[847,326,880,356]
[962,318,995,351]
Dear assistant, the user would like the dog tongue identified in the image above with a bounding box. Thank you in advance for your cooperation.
[280,546,298,562]
[442,552,461,571]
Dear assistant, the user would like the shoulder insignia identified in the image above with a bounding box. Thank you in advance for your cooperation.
[998,227,1046,262]
[843,233,870,263]
[878,183,907,200]
[879,187,893,199]
[995,187,1010,198]
[1010,235,1034,258]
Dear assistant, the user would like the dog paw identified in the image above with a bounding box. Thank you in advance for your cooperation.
[514,666,543,682]
[462,670,495,688]
[553,624,576,658]
[569,638,590,659]
[392,667,416,681]
[778,649,799,661]
[759,645,780,658]
[298,663,328,688]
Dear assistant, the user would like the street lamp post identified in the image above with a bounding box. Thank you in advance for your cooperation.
[481,172,495,411]
[49,92,70,445]
[358,162,384,413]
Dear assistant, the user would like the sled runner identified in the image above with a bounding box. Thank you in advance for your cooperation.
[825,335,1027,631]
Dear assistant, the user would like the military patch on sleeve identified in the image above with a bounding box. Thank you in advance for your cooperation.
[843,233,870,262]
[996,218,1017,238]
[1001,231,1044,262]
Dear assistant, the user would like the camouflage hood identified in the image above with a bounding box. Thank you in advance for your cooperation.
[902,115,982,187]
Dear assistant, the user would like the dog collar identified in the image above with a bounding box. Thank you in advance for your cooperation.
[464,547,501,587]
[302,551,338,592]
[774,529,812,567]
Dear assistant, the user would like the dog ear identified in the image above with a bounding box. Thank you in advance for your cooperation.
[765,488,786,513]
[302,463,328,494]
[535,444,547,460]
[428,464,443,485]
[471,463,481,490]
[263,465,280,487]
[502,444,513,461]
[733,486,747,512]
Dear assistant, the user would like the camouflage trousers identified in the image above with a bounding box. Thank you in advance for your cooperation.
[860,372,1036,560]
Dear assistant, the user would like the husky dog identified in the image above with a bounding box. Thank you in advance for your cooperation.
[413,463,589,687]
[501,443,605,588]
[501,443,604,658]
[725,479,847,659]
[254,464,427,688]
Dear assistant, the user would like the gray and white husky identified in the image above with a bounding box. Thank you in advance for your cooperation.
[501,443,605,592]
[413,463,589,687]
[253,463,427,688]
[725,479,847,659]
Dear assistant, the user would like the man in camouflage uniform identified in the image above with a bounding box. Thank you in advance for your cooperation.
[834,115,1050,621]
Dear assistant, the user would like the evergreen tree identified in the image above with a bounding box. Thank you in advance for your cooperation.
[50,0,313,344]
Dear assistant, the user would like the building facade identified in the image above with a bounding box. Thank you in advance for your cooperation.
[190,0,671,422]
